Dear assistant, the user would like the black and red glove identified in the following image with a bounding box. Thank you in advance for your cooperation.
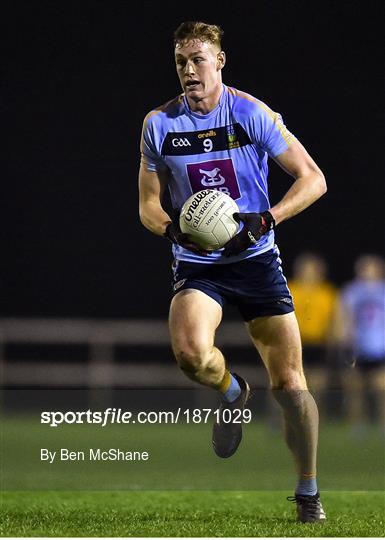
[164,221,211,256]
[223,211,275,257]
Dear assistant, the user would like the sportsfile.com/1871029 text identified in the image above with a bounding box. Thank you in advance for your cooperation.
[40,408,253,427]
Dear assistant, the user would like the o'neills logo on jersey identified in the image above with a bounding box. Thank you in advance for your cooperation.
[197,130,216,139]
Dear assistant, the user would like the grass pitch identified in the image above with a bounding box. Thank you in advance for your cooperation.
[1,490,384,537]
[1,412,384,536]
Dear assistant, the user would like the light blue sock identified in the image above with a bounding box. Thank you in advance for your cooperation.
[296,477,318,496]
[223,374,241,403]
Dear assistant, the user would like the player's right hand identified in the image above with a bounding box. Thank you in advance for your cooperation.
[222,211,275,257]
[164,222,211,256]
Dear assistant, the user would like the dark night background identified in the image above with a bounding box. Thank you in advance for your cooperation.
[3,0,384,319]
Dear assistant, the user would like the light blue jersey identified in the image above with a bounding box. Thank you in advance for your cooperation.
[341,280,385,360]
[140,84,295,263]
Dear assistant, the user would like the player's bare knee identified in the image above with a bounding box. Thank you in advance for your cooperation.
[174,345,212,375]
[271,368,309,410]
[270,366,307,392]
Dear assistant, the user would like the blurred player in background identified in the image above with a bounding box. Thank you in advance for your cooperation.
[337,255,385,434]
[289,253,338,411]
[138,21,327,522]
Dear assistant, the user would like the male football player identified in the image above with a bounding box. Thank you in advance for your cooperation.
[138,21,327,522]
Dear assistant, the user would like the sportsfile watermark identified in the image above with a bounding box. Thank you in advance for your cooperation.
[41,407,252,427]
[3,388,384,491]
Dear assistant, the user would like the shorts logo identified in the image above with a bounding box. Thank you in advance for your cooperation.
[186,158,241,199]
[172,138,191,147]
[173,279,187,291]
[277,297,292,305]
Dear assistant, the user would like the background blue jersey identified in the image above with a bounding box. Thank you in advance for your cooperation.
[141,84,295,263]
[341,280,385,359]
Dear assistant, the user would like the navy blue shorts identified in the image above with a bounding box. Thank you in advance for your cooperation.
[171,247,294,322]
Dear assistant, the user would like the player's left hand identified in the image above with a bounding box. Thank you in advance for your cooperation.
[223,211,275,257]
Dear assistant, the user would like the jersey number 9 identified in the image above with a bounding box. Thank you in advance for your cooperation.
[203,139,213,152]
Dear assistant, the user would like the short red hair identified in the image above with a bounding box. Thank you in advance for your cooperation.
[174,21,224,49]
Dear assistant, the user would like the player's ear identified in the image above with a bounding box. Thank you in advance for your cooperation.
[217,51,226,70]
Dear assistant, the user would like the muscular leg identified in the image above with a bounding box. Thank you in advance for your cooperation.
[169,288,226,388]
[170,288,249,458]
[248,312,319,480]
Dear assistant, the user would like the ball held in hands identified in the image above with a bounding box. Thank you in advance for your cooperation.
[179,189,240,251]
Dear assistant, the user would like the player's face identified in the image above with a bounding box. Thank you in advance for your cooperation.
[175,39,225,107]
